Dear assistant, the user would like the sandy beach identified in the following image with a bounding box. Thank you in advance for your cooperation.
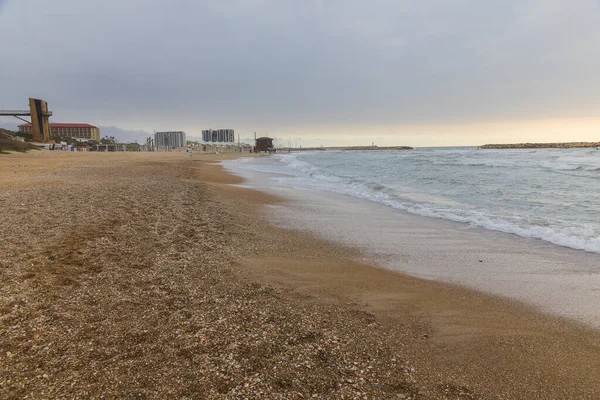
[2,151,600,399]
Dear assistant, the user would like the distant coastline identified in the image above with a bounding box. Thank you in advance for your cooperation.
[480,142,600,149]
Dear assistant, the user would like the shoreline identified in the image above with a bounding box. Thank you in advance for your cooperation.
[2,151,600,398]
[222,150,600,257]
[222,154,600,329]
[215,156,600,397]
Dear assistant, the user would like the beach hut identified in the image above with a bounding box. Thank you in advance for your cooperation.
[255,137,274,153]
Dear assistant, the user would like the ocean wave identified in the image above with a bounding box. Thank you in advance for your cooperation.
[226,151,600,254]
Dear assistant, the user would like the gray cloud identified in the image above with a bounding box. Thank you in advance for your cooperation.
[1,0,600,144]
[0,120,18,132]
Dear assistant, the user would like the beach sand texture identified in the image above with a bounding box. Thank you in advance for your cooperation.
[1,151,600,399]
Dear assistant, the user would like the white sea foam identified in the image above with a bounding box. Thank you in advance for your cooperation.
[223,148,600,254]
[223,149,600,328]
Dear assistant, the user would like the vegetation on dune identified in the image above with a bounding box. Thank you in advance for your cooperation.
[0,128,39,153]
[0,128,16,137]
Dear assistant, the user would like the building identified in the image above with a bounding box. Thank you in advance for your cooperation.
[255,137,274,153]
[18,123,100,141]
[201,129,235,143]
[201,130,214,143]
[154,131,187,149]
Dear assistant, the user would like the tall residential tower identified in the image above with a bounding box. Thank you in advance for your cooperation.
[154,131,186,149]
[202,129,234,143]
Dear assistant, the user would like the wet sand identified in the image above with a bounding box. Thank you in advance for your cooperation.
[1,151,600,399]
[222,156,600,329]
[230,179,600,329]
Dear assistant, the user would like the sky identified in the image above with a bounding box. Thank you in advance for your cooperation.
[1,0,599,146]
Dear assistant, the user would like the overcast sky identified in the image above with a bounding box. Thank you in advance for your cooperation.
[1,0,599,146]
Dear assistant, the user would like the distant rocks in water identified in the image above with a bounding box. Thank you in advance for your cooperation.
[479,142,600,149]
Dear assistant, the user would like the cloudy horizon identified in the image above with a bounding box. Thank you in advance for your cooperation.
[1,1,600,146]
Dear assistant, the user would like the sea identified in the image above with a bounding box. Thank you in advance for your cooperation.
[227,147,600,253]
[222,147,600,327]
